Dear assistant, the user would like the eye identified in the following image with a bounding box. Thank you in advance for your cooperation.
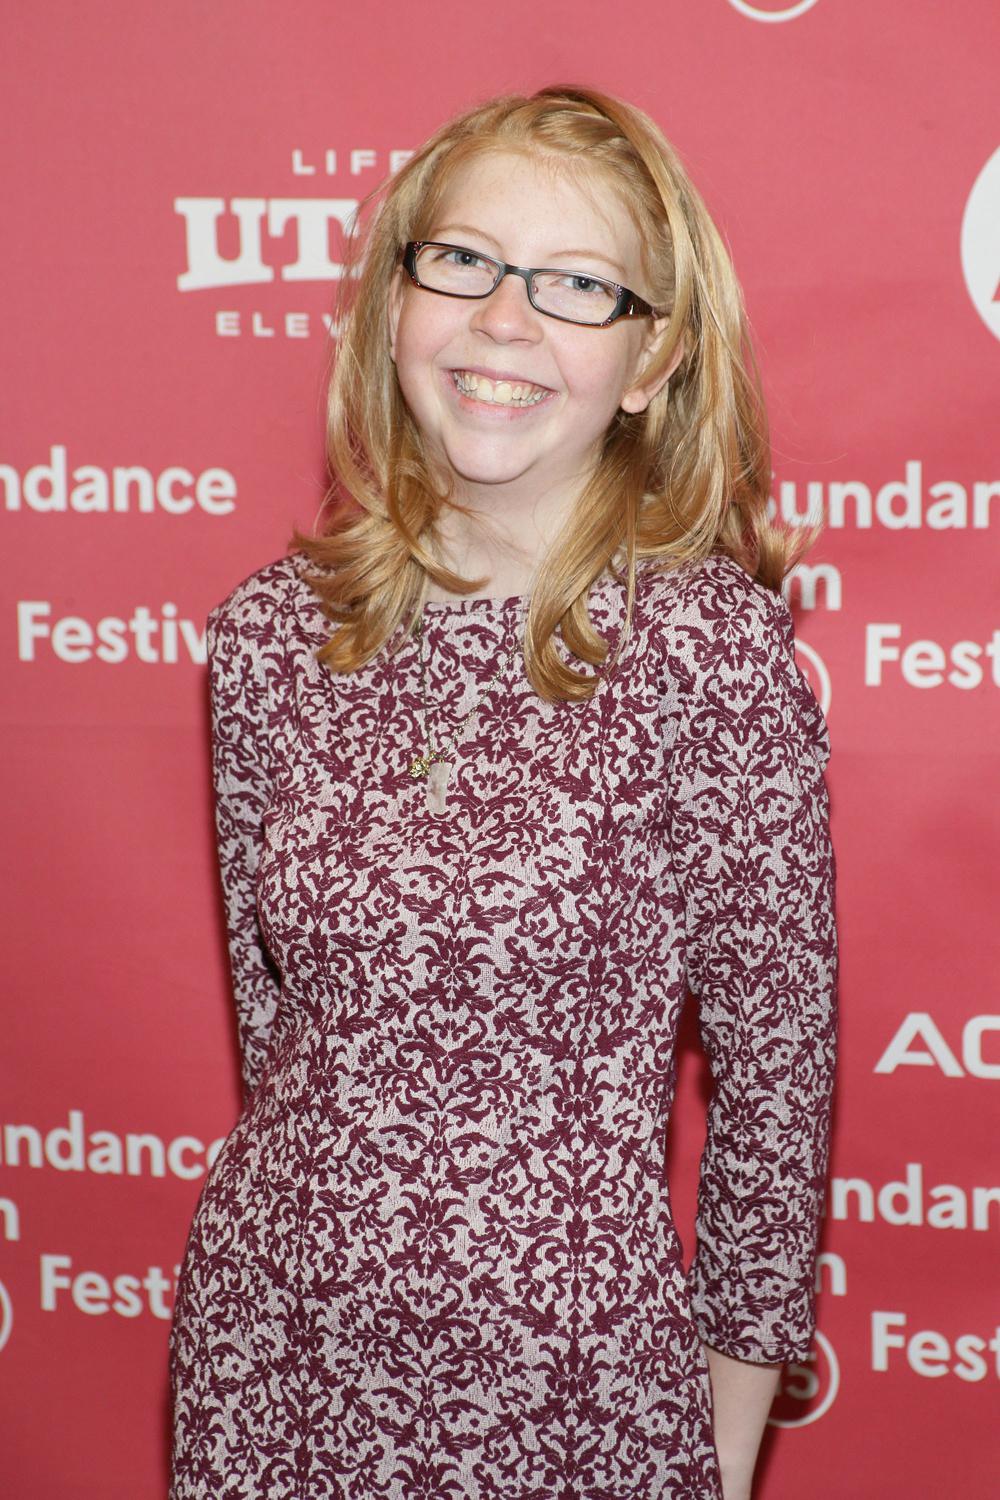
[559,274,607,295]
[413,244,498,296]
[440,247,492,270]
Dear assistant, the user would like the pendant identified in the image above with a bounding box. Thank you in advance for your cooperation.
[409,749,444,778]
[424,756,451,815]
[409,747,452,812]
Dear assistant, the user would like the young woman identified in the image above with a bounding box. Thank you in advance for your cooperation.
[169,84,839,1500]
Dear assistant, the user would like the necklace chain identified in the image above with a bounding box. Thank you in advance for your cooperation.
[408,609,522,779]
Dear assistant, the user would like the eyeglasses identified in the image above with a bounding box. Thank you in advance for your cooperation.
[401,241,662,327]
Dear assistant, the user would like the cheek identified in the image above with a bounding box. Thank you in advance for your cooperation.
[566,361,633,421]
[393,290,458,361]
[391,319,441,414]
[561,334,636,405]
[392,311,430,374]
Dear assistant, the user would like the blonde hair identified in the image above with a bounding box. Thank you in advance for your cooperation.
[289,83,823,702]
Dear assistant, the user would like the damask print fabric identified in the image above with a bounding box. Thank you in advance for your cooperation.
[168,550,838,1499]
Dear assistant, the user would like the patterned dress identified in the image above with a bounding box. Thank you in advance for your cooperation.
[168,549,838,1499]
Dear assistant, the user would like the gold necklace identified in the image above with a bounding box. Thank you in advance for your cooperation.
[408,608,522,779]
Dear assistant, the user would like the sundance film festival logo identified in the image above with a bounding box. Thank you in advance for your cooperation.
[962,145,1000,343]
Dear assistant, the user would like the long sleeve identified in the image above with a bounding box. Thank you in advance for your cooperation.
[664,573,839,1364]
[206,594,283,1109]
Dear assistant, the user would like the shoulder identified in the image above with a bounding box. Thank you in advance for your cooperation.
[206,551,309,638]
[645,552,831,769]
[644,551,787,672]
[204,554,320,718]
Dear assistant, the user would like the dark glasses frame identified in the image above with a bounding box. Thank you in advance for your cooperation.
[401,241,663,327]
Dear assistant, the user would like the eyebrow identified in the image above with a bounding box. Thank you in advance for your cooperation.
[432,223,628,279]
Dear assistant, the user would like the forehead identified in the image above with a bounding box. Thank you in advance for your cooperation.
[428,149,641,270]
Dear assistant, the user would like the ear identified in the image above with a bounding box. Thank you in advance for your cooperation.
[388,266,405,364]
[619,318,686,415]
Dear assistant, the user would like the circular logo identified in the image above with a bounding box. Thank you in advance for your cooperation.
[961,145,1000,343]
[768,1329,840,1427]
[727,0,821,21]
[0,1279,12,1353]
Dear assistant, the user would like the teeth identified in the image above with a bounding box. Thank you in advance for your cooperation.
[453,371,548,406]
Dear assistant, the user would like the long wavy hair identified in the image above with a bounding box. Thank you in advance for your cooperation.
[289,83,823,701]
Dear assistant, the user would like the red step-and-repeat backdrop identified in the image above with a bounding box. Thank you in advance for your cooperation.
[2,3,998,1495]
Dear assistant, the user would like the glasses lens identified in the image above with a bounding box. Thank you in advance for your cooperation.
[414,243,498,295]
[531,270,619,325]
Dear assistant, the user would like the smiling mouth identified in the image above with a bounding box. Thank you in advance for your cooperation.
[451,370,551,407]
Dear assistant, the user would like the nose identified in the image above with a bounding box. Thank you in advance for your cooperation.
[468,270,543,341]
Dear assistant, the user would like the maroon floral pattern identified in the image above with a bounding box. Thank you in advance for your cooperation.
[168,550,838,1499]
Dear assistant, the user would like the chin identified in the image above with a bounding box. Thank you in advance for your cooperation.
[453,467,532,488]
[443,451,533,486]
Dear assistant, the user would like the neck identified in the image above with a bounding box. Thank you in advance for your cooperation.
[427,474,585,602]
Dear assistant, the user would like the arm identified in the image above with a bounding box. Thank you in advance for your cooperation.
[664,571,839,1494]
[702,1344,781,1500]
[206,596,283,1108]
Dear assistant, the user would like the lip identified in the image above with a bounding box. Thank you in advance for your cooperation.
[448,365,555,392]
